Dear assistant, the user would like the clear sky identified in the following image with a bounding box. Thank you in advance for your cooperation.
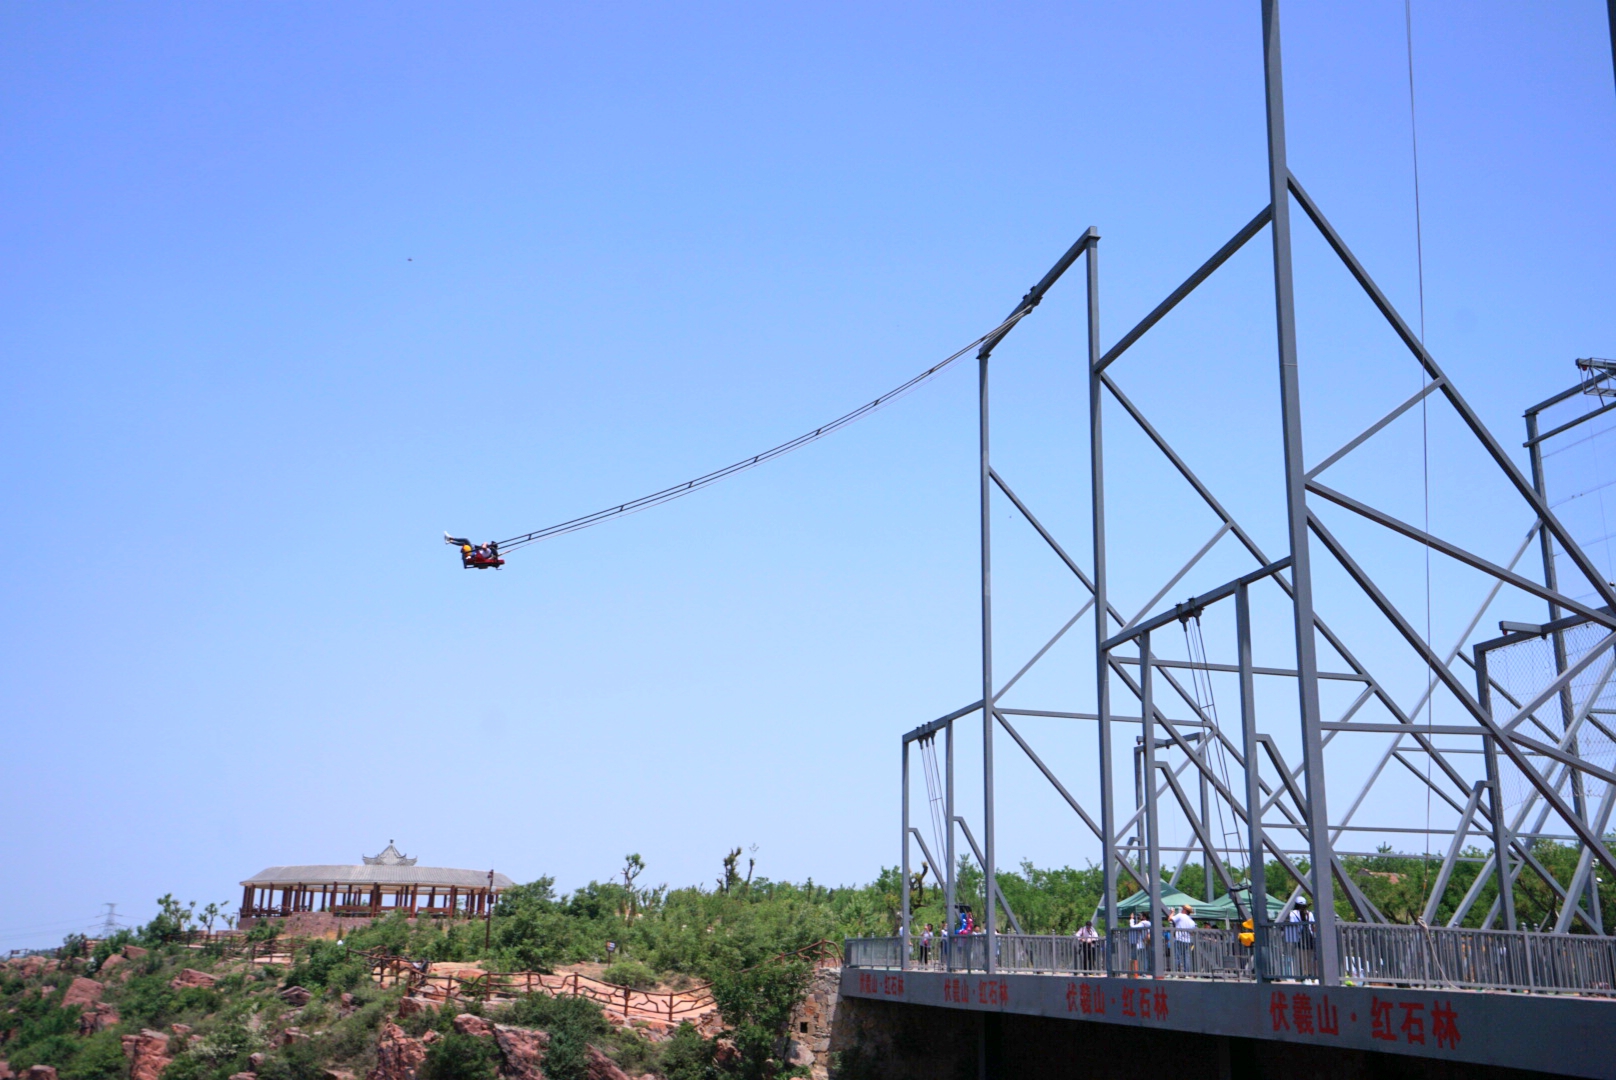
[3,2,1613,950]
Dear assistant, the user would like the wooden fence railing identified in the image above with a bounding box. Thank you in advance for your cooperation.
[365,939,841,1026]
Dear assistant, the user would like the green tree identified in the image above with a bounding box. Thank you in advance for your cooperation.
[708,961,810,1080]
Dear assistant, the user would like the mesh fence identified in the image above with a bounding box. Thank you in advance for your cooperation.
[1487,620,1616,817]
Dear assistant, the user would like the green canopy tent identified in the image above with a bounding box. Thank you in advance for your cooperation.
[1111,885,1286,922]
[1194,891,1288,922]
[1114,885,1200,916]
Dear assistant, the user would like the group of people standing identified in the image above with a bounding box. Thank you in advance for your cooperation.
[905,894,1318,975]
[1126,904,1202,972]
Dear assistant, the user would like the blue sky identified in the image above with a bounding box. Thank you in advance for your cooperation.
[2,2,1613,949]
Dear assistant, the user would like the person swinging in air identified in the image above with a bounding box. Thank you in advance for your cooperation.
[444,534,505,569]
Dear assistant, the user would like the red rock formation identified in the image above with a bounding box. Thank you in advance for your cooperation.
[79,1003,120,1034]
[367,1024,428,1080]
[451,1015,494,1038]
[396,997,438,1018]
[23,1065,57,1080]
[169,970,216,991]
[61,978,103,1009]
[583,1045,631,1080]
[123,1029,174,1080]
[490,1025,547,1080]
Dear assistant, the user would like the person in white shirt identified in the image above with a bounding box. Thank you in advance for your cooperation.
[1170,905,1198,972]
[1074,920,1099,969]
[1128,912,1149,973]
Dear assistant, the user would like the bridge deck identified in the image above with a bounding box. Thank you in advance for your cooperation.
[843,944,1616,1079]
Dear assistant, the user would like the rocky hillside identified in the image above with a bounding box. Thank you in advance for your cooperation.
[0,942,736,1080]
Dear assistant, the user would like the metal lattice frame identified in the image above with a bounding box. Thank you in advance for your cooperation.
[897,0,1616,987]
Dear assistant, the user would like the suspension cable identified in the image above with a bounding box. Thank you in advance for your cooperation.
[1182,615,1246,885]
[919,735,949,882]
[1406,0,1438,902]
[489,307,1034,554]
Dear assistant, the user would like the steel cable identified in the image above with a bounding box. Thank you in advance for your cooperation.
[490,307,1034,554]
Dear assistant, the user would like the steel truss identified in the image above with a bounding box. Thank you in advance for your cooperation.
[897,0,1616,987]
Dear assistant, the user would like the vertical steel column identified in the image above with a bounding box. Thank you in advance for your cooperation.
[1237,582,1269,978]
[1261,0,1339,984]
[901,738,911,969]
[1087,239,1119,969]
[1142,631,1165,977]
[946,715,956,946]
[1475,648,1518,931]
[979,344,998,971]
[1526,409,1602,931]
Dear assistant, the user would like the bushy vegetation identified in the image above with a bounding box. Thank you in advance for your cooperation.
[904,837,1616,934]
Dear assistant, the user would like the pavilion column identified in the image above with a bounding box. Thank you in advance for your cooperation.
[449,887,458,918]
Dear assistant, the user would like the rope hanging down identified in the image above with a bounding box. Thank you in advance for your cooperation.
[485,306,1034,555]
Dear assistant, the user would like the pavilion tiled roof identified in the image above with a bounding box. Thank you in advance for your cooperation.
[241,864,514,889]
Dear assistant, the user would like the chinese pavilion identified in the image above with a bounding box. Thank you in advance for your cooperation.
[239,842,514,922]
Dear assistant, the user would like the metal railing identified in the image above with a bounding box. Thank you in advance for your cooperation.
[1256,923,1319,982]
[1339,923,1616,996]
[847,924,1616,997]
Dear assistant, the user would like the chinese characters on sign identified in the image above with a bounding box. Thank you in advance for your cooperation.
[1118,986,1169,1020]
[1064,981,1107,1016]
[855,972,904,997]
[1271,993,1454,1050]
[1367,996,1458,1048]
[940,977,1008,1006]
[866,972,1462,1057]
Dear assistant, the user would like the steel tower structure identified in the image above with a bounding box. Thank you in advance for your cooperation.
[898,0,1616,988]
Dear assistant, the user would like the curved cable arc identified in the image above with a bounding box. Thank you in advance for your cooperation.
[491,307,1033,554]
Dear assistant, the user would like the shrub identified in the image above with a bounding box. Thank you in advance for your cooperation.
[245,919,282,944]
[496,993,607,1039]
[6,1035,82,1073]
[60,1032,128,1080]
[418,1033,498,1080]
[256,1041,325,1080]
[493,994,608,1080]
[599,961,657,991]
[539,1027,586,1080]
[657,1023,718,1080]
